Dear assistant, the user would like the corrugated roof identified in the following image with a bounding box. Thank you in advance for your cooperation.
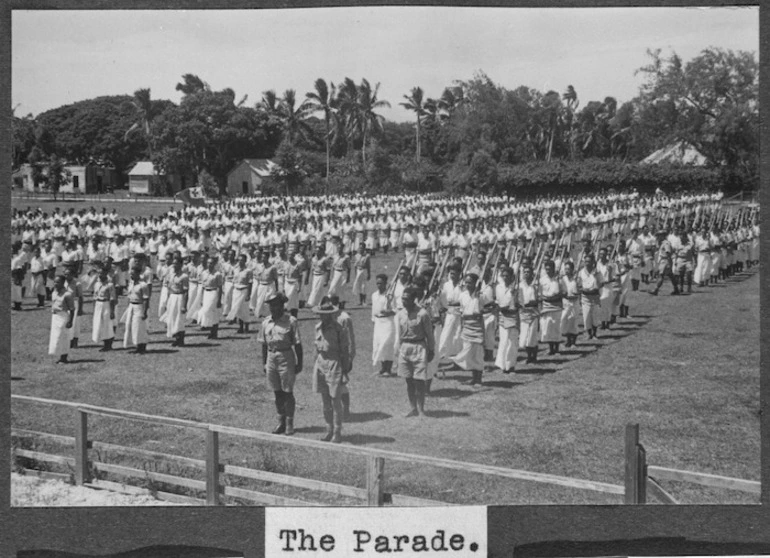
[229,158,276,177]
[128,161,156,175]
[641,141,707,166]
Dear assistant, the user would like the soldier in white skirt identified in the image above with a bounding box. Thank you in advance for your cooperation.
[123,266,151,353]
[560,261,580,347]
[163,255,189,347]
[371,274,396,377]
[327,242,350,299]
[219,249,236,319]
[436,265,463,365]
[453,273,492,386]
[306,246,331,309]
[350,242,371,307]
[539,260,564,355]
[577,253,602,340]
[494,266,520,374]
[63,265,84,349]
[49,275,76,364]
[91,263,117,351]
[198,256,224,339]
[228,254,253,334]
[518,263,540,363]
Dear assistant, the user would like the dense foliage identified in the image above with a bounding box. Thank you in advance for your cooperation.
[12,47,758,195]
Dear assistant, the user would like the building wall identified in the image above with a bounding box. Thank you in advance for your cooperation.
[226,163,263,196]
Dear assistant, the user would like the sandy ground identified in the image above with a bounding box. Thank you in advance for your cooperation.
[11,473,191,506]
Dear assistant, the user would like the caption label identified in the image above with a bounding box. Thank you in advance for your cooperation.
[266,506,486,557]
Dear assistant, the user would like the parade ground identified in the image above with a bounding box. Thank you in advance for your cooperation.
[9,198,760,505]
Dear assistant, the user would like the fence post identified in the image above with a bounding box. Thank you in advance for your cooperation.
[624,423,640,504]
[366,456,385,506]
[74,410,89,485]
[637,444,647,504]
[206,430,220,505]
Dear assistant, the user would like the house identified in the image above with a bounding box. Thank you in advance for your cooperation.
[641,141,708,166]
[14,161,117,194]
[127,161,193,196]
[225,159,277,197]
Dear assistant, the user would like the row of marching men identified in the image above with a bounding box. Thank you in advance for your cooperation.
[368,241,640,389]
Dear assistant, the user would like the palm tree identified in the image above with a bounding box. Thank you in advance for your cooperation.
[400,86,426,162]
[258,89,280,114]
[356,79,390,167]
[278,89,314,145]
[306,79,337,183]
[335,77,361,154]
[562,85,579,160]
[176,74,209,96]
[438,86,465,120]
[124,88,158,162]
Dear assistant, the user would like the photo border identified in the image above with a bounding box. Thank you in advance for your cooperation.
[1,1,766,556]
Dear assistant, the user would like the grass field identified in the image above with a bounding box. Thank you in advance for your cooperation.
[9,198,761,505]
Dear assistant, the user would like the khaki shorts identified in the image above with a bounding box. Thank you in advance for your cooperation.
[266,349,297,392]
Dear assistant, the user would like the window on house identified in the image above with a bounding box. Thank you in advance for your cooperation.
[73,176,79,189]
[243,181,248,194]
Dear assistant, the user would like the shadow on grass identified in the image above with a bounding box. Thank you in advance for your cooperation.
[424,410,471,419]
[479,380,526,389]
[597,332,629,340]
[428,387,477,399]
[144,348,180,355]
[347,411,392,423]
[514,367,557,375]
[181,342,221,349]
[213,335,250,341]
[67,358,106,364]
[344,433,396,445]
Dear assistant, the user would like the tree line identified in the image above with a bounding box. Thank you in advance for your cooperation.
[11,47,758,197]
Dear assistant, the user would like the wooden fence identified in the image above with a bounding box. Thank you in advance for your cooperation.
[624,424,760,504]
[11,394,626,506]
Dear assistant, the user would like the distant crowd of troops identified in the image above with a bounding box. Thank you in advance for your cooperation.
[10,191,759,436]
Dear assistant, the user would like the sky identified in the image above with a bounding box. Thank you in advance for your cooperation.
[11,6,759,123]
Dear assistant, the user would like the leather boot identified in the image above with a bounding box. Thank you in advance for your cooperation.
[208,324,219,339]
[331,426,342,443]
[272,415,286,435]
[136,343,146,354]
[177,331,185,346]
[284,417,295,436]
[37,295,45,307]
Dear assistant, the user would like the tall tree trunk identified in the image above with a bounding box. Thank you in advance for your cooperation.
[325,116,330,194]
[362,127,367,167]
[415,116,421,162]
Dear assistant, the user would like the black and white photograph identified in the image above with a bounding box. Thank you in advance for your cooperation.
[8,4,760,518]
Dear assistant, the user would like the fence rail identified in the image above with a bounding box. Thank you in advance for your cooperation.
[624,424,760,504]
[12,394,625,505]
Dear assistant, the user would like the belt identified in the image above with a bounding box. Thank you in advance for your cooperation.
[285,279,298,283]
[235,286,250,290]
[95,298,111,302]
[169,290,185,295]
[129,301,144,305]
[204,287,218,291]
[259,281,272,285]
[400,339,425,344]
[268,347,293,353]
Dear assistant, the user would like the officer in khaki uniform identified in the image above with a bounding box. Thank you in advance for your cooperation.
[261,292,303,436]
